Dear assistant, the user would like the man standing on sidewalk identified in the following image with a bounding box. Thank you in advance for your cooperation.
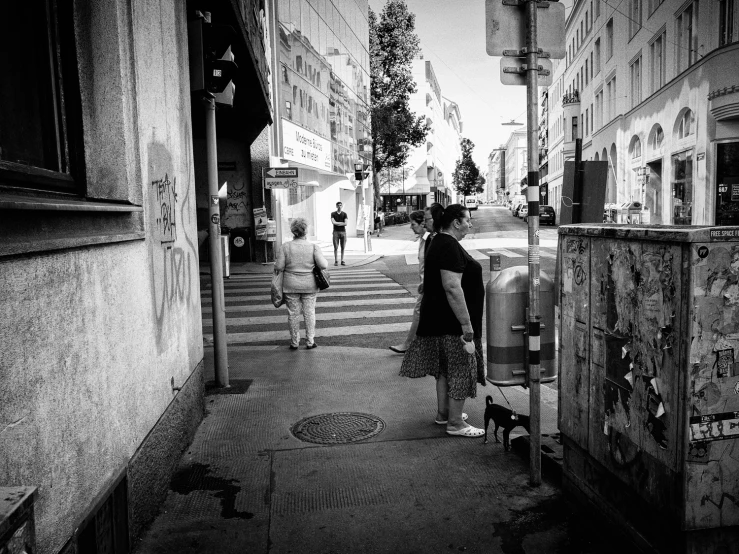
[331,201,348,266]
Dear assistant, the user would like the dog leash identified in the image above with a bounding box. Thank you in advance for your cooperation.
[496,386,519,420]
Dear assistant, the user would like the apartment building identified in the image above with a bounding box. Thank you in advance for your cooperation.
[547,0,739,225]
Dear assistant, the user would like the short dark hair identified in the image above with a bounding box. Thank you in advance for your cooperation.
[409,210,425,224]
[336,201,342,207]
[440,204,469,230]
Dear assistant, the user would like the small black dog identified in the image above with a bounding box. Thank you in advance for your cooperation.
[483,395,531,450]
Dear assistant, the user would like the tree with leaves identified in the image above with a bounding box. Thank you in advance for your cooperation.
[452,138,484,197]
[369,1,428,205]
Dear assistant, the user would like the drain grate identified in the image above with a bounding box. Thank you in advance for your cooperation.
[291,412,385,444]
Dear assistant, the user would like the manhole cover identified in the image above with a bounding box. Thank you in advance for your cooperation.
[291,412,385,444]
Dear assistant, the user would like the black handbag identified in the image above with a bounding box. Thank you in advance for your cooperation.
[313,266,330,290]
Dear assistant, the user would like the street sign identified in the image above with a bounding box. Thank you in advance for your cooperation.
[265,167,298,178]
[500,57,553,86]
[485,0,566,59]
[263,167,300,189]
[264,178,299,190]
[253,207,267,239]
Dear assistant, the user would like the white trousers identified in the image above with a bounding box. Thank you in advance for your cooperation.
[285,293,318,346]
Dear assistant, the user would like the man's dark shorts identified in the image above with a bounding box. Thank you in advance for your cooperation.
[333,230,347,250]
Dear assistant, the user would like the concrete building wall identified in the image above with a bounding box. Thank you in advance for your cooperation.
[0,1,204,552]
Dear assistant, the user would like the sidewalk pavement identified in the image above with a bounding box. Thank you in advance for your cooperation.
[131,342,601,554]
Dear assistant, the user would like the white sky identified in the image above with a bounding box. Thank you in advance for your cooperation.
[368,0,572,171]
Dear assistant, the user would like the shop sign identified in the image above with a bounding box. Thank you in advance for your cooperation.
[281,119,332,171]
[731,183,739,201]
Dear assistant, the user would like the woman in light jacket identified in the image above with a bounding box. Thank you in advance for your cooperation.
[275,217,328,350]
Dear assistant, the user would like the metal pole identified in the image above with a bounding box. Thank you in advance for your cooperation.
[573,138,583,224]
[525,0,541,487]
[205,95,229,388]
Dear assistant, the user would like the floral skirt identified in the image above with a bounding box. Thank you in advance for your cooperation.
[399,335,486,400]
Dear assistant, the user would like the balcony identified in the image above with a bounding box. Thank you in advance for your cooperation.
[562,90,580,106]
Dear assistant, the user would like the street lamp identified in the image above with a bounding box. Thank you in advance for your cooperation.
[502,119,524,126]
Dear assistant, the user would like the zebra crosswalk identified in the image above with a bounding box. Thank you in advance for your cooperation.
[201,268,414,347]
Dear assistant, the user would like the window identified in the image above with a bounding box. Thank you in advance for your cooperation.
[0,0,83,194]
[629,0,642,38]
[631,137,642,159]
[585,59,589,84]
[591,103,594,132]
[677,110,695,139]
[594,39,601,74]
[595,90,603,129]
[630,55,642,107]
[581,21,584,41]
[585,108,589,136]
[719,0,736,46]
[586,11,590,31]
[606,19,614,60]
[651,126,664,151]
[572,116,579,141]
[676,2,698,72]
[596,0,601,18]
[606,76,617,121]
[650,30,667,92]
[577,29,580,48]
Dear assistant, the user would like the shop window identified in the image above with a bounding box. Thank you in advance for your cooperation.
[716,142,739,225]
[672,150,693,225]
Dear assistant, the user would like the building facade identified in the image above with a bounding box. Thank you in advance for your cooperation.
[1,0,271,551]
[548,0,739,225]
[379,58,461,211]
[268,0,372,244]
[503,129,529,207]
[486,147,505,204]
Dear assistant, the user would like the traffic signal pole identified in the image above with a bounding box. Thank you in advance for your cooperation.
[525,0,542,487]
[205,95,229,388]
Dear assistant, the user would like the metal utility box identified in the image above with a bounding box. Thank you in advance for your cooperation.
[486,266,557,386]
[558,224,739,553]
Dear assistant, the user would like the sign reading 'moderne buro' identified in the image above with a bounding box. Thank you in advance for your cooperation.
[281,119,332,172]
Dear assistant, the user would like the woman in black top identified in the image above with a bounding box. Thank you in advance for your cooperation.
[400,204,486,437]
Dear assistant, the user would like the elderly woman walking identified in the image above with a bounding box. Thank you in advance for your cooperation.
[275,217,328,350]
[400,203,486,437]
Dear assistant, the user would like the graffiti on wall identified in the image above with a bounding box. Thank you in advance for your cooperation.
[152,174,178,244]
[148,143,198,352]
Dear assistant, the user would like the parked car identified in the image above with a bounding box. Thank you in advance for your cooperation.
[539,205,556,225]
[518,205,528,219]
[512,203,523,217]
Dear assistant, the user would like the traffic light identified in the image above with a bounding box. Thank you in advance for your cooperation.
[354,162,370,181]
[188,15,238,107]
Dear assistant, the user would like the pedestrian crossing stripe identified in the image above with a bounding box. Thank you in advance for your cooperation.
[201,289,413,304]
[201,296,418,313]
[204,322,412,344]
[203,283,405,297]
[202,308,413,327]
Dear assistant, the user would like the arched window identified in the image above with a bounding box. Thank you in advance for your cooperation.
[676,109,695,139]
[650,125,664,152]
[630,136,642,159]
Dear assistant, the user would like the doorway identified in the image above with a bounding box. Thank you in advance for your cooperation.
[646,160,663,224]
